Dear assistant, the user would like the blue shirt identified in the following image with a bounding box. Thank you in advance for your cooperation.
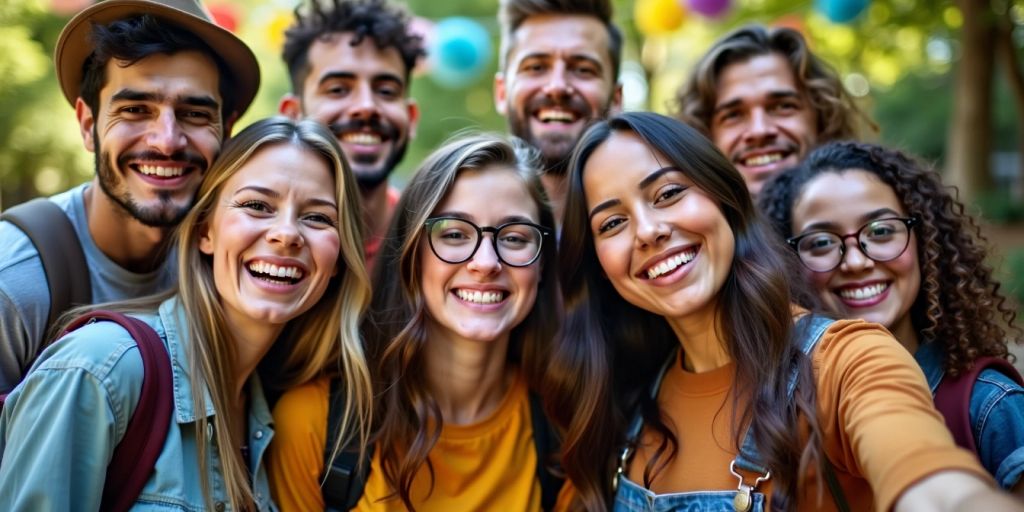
[0,297,277,510]
[914,341,1024,489]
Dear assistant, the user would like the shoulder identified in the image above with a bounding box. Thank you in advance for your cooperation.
[273,376,331,436]
[811,318,917,371]
[970,365,1024,427]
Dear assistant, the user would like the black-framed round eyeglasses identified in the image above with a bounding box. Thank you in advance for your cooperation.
[424,216,551,267]
[787,217,918,273]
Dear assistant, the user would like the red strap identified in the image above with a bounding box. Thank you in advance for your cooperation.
[61,310,174,512]
[933,356,1024,453]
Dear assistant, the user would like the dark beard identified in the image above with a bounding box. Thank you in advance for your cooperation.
[506,94,612,177]
[328,118,406,191]
[94,130,207,227]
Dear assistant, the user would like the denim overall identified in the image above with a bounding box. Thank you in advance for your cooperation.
[612,316,834,512]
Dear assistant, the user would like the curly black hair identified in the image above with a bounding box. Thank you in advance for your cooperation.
[282,0,425,95]
[760,141,1020,376]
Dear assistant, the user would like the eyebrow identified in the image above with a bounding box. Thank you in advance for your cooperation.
[517,52,605,70]
[110,89,219,110]
[713,90,802,114]
[235,185,338,210]
[589,166,682,220]
[802,207,904,231]
[318,71,405,87]
[432,211,537,225]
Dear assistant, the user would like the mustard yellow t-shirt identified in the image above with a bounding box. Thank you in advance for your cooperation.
[268,373,542,512]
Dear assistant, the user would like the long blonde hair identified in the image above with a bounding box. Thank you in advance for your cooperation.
[178,117,372,509]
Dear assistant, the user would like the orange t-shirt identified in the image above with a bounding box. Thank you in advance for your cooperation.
[268,373,543,512]
[562,319,989,511]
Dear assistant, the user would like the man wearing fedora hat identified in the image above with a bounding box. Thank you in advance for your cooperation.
[0,0,260,393]
[279,0,424,271]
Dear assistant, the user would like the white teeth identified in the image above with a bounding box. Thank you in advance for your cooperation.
[342,132,382,145]
[455,289,505,304]
[742,153,783,167]
[537,108,576,123]
[838,283,888,300]
[247,261,304,280]
[646,249,698,279]
[138,165,185,177]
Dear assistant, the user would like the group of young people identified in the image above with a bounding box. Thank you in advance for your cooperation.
[0,0,1023,511]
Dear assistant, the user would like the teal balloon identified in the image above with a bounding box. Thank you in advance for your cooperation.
[430,17,492,89]
[816,0,869,23]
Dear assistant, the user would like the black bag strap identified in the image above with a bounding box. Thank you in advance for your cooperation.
[528,391,564,511]
[1,198,91,334]
[323,377,370,511]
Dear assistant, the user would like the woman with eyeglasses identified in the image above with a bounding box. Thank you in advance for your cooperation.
[546,112,1019,512]
[267,133,562,511]
[760,141,1024,492]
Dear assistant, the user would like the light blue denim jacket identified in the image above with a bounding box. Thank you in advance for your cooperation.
[0,297,277,511]
[915,341,1024,489]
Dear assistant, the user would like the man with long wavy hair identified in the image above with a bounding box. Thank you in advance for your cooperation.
[676,24,872,196]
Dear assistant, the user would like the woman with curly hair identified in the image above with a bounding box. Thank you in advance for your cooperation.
[547,111,1018,511]
[759,140,1024,491]
[268,133,562,511]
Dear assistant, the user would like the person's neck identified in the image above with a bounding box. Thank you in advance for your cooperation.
[540,173,566,229]
[360,181,392,242]
[84,179,171,273]
[667,309,732,373]
[891,315,921,354]
[423,330,514,425]
[226,316,283,402]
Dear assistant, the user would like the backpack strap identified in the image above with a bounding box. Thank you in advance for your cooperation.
[934,356,1024,453]
[322,377,371,511]
[1,198,91,334]
[528,391,564,511]
[60,310,172,512]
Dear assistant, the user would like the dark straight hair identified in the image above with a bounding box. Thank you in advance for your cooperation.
[544,111,823,510]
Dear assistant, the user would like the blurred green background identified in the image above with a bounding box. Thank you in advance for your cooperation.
[2,0,1024,303]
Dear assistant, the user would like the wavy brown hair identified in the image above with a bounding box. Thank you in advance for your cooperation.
[674,24,873,142]
[365,133,560,510]
[760,141,1021,376]
[547,112,824,510]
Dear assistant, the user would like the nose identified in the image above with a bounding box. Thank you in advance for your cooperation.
[742,108,778,144]
[466,235,502,275]
[266,214,304,248]
[838,237,873,273]
[348,83,380,121]
[634,208,670,249]
[147,108,187,155]
[541,61,574,100]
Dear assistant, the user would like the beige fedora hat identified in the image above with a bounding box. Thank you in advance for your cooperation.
[55,0,261,118]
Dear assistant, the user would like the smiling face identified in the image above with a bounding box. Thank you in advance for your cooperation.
[199,143,341,336]
[419,167,543,345]
[284,32,419,190]
[584,130,734,328]
[790,170,920,342]
[709,53,817,195]
[80,50,223,227]
[495,14,621,174]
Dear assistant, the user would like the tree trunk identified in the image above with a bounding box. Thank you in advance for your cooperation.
[996,14,1024,201]
[945,0,997,205]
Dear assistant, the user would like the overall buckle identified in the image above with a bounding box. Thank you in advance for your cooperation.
[729,460,771,512]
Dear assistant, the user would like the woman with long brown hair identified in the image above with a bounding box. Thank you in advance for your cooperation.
[268,133,561,511]
[547,111,1015,511]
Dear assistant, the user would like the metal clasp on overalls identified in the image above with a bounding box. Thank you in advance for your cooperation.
[729,460,771,512]
[612,444,633,492]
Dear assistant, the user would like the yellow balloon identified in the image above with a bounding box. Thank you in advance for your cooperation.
[635,0,686,36]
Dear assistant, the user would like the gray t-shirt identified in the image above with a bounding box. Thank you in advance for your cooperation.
[0,183,177,393]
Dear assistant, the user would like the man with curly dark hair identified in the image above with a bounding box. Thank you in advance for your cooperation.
[494,0,622,225]
[676,24,872,196]
[280,0,424,267]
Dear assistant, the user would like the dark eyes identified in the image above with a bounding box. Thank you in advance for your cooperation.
[597,217,625,234]
[231,200,336,227]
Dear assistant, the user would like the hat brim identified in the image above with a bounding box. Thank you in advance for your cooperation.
[55,0,260,119]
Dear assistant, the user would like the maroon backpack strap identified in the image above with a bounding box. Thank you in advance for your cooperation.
[933,356,1024,453]
[61,310,174,512]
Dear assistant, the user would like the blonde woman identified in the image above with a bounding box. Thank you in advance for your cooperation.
[0,118,372,511]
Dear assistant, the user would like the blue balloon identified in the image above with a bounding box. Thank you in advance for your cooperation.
[430,17,492,89]
[816,0,869,23]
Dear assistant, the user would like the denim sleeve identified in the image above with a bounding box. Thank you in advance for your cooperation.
[972,368,1024,489]
[0,322,143,510]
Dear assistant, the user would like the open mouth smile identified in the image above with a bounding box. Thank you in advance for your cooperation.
[641,246,700,279]
[247,260,305,285]
[836,282,889,301]
[341,131,386,146]
[131,164,194,178]
[453,288,509,305]
[535,108,579,124]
